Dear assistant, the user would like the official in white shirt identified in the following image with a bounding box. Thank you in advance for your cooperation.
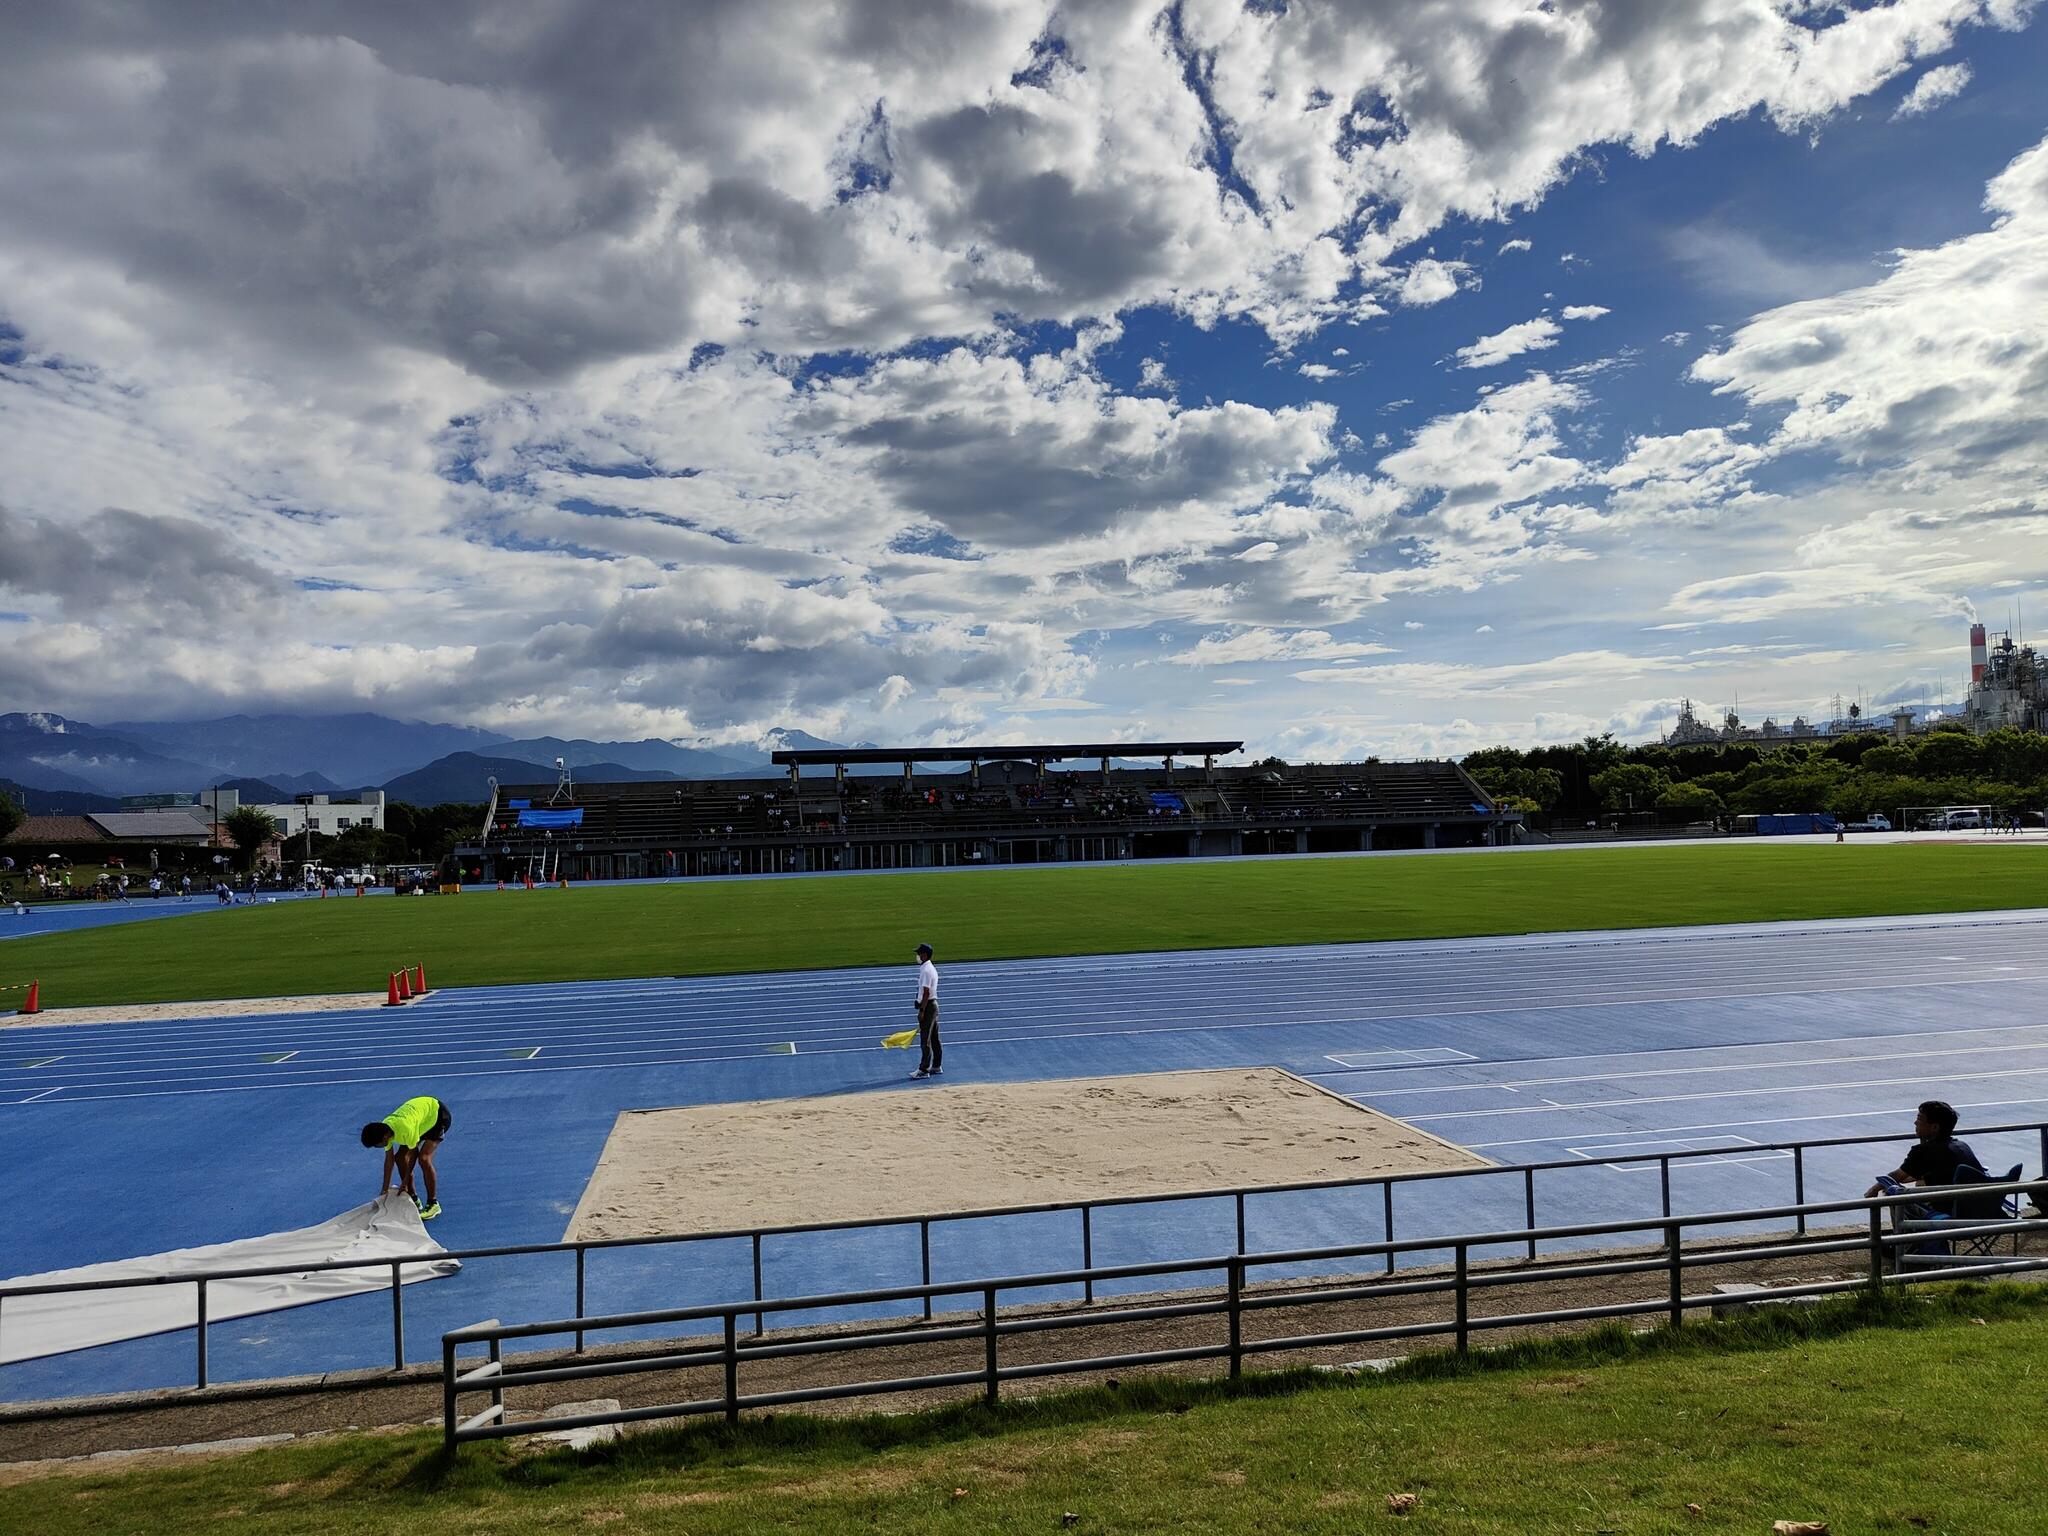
[912,942,942,1078]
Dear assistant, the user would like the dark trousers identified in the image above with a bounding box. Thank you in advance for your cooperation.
[918,1000,942,1072]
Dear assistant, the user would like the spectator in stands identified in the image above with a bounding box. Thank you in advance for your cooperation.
[911,942,942,1079]
[1864,1099,1986,1221]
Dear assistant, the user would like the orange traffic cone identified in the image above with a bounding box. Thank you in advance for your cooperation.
[384,972,403,1007]
[320,887,327,899]
[396,968,413,1001]
[524,875,534,890]
[21,980,40,1015]
[412,962,427,995]
[356,884,364,898]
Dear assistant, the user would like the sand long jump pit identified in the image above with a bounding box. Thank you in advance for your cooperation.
[567,1068,1486,1239]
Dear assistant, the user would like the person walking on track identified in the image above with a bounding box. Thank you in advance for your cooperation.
[361,1094,450,1219]
[911,942,942,1079]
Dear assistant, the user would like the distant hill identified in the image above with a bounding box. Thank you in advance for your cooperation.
[106,713,508,787]
[0,713,219,797]
[1,710,867,799]
[0,775,122,815]
[480,735,762,780]
[382,752,680,805]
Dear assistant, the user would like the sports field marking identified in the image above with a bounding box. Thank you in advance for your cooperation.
[15,1087,61,1104]
[504,1047,542,1060]
[1324,1047,1474,1069]
[1349,1039,2048,1098]
[1564,1134,1788,1172]
[1406,1062,2048,1123]
[259,1051,298,1064]
[18,1057,59,1069]
[1467,1092,2048,1149]
[12,965,2048,1105]
[14,953,2047,1075]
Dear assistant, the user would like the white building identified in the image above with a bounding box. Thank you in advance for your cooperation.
[198,788,387,836]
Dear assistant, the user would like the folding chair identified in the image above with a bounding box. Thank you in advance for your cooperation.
[1898,1164,2025,1265]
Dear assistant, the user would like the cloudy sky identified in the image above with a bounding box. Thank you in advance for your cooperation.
[2,1,2046,760]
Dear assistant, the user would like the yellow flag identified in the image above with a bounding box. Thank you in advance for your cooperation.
[881,1029,917,1049]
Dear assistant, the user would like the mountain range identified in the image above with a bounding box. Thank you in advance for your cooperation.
[0,711,860,808]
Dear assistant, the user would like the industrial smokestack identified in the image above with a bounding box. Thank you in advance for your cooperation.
[1971,623,1988,684]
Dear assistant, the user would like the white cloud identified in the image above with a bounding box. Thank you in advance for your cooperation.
[1160,628,1398,666]
[1454,317,1563,369]
[1297,362,1340,380]
[1561,304,1611,321]
[1396,259,1465,306]
[1894,60,1974,117]
[1,0,2040,745]
[1498,238,1533,255]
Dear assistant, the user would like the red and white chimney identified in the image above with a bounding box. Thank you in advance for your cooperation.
[1970,622,1988,684]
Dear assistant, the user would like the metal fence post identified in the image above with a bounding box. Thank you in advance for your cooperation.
[752,1232,765,1336]
[723,1312,739,1425]
[390,1260,405,1369]
[1227,1258,1243,1380]
[441,1337,458,1452]
[1454,1243,1469,1352]
[982,1286,999,1406]
[195,1277,208,1389]
[1081,1205,1096,1305]
[1523,1168,1537,1260]
[488,1336,503,1422]
[575,1247,587,1353]
[1868,1204,1886,1292]
[1659,1157,1673,1222]
[1381,1181,1396,1276]
[1234,1190,1246,1257]
[921,1219,934,1321]
[1793,1147,1807,1236]
[1665,1222,1683,1328]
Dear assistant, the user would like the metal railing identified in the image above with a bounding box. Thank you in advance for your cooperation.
[441,1179,2048,1451]
[6,1119,2046,1405]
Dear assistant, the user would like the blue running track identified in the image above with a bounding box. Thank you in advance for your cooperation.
[5,908,2048,1402]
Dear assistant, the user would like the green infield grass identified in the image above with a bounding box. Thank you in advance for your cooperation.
[1,841,2042,1009]
[2,1285,2042,1534]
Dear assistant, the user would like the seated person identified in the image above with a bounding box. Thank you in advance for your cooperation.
[1864,1099,1986,1222]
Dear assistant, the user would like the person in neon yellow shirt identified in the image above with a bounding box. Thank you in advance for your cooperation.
[360,1095,450,1220]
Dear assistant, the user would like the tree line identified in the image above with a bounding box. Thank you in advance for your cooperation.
[1461,727,2048,823]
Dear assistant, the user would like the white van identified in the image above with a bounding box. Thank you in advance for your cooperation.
[1942,809,1984,830]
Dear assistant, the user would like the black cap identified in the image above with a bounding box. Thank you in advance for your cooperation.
[916,943,933,958]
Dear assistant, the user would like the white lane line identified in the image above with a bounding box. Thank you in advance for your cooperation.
[1352,1039,2048,1098]
[1405,1063,2048,1122]
[24,958,2048,1079]
[17,1086,62,1103]
[11,968,2048,1100]
[1467,1093,2048,1149]
[504,1047,542,1060]
[261,1051,299,1064]
[17,969,2048,1098]
[1324,1047,1474,1069]
[29,941,2033,1050]
[18,1056,61,1069]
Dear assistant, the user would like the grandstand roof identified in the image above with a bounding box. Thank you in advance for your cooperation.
[770,741,1244,767]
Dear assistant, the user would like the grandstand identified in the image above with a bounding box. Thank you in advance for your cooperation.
[463,741,1511,881]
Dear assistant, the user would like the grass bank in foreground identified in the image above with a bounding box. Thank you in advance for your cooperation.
[2,1286,2042,1534]
[3,840,2043,1008]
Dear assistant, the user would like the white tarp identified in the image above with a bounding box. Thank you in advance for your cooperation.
[0,1194,459,1365]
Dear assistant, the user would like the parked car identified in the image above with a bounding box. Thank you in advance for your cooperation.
[1942,809,1984,830]
[1845,813,1893,832]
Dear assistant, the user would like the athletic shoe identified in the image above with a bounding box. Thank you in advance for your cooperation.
[911,1069,929,1079]
[929,1068,942,1076]
[418,1202,442,1220]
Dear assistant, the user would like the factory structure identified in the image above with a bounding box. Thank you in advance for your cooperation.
[1663,622,2048,748]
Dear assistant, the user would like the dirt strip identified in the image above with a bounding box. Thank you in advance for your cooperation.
[11,1227,2025,1472]
[2,994,386,1029]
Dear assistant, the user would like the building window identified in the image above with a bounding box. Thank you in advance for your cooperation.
[337,818,353,830]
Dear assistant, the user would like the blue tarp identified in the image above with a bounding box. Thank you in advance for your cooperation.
[507,799,531,809]
[515,808,584,829]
